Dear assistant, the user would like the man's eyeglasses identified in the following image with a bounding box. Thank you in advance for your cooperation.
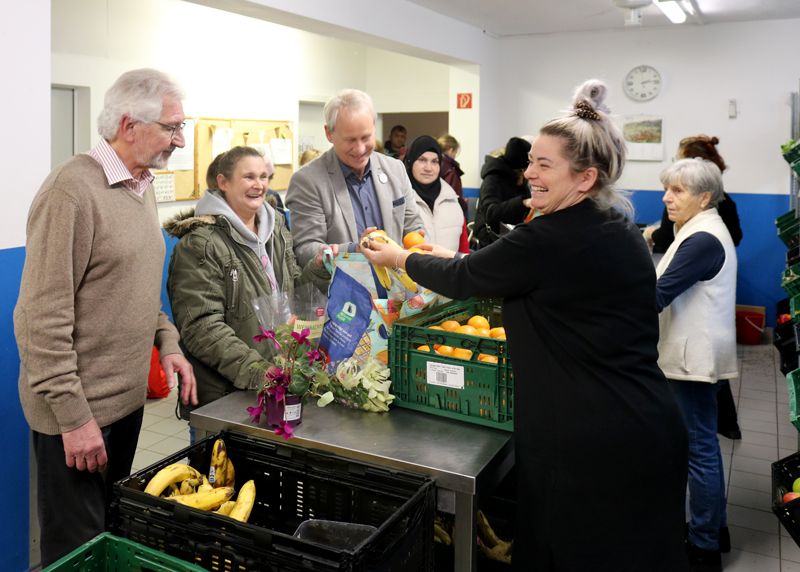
[151,121,186,141]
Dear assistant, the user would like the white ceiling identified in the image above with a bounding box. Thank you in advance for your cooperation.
[406,0,800,37]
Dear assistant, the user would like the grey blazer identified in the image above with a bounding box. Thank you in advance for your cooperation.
[286,148,425,266]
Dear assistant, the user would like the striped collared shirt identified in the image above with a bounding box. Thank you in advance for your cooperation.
[87,138,154,196]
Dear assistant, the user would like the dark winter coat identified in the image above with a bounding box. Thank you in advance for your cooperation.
[472,155,530,247]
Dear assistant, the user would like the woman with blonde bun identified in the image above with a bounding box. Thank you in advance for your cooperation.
[362,80,689,571]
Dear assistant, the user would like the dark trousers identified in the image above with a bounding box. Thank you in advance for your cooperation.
[32,407,143,567]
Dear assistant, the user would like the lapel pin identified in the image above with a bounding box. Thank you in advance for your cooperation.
[378,173,388,184]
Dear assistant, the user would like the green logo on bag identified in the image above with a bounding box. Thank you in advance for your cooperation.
[336,301,357,324]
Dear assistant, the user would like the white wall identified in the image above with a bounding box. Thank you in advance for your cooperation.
[495,19,800,195]
[1,1,51,249]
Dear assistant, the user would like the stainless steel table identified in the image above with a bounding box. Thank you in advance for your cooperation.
[191,391,514,572]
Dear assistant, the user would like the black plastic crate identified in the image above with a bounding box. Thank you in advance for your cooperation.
[789,246,800,267]
[109,431,434,572]
[772,452,800,545]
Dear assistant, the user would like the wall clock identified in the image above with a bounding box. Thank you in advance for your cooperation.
[624,65,662,102]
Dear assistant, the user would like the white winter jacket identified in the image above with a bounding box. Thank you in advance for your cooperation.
[413,179,464,252]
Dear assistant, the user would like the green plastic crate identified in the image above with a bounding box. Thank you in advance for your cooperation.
[43,532,205,572]
[777,211,800,248]
[783,263,800,297]
[777,210,798,230]
[791,296,800,324]
[787,369,800,432]
[783,140,800,166]
[388,298,513,431]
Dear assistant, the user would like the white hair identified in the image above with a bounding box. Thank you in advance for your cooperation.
[96,68,184,140]
[323,89,376,132]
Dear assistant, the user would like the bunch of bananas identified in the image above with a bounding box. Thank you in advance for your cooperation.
[360,230,418,293]
[142,438,256,523]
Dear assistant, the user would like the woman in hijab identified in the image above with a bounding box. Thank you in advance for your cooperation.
[404,135,469,253]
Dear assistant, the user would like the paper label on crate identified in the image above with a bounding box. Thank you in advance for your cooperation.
[426,362,465,389]
[284,403,302,421]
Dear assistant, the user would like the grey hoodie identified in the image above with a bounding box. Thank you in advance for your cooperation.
[195,189,279,290]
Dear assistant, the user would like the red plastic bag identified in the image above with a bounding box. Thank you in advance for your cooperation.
[147,346,170,399]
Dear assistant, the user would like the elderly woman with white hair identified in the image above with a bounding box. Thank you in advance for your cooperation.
[165,146,334,423]
[656,158,738,572]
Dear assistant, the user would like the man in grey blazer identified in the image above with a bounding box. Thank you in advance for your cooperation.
[287,89,425,267]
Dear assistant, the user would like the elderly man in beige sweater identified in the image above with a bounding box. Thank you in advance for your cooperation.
[14,69,197,566]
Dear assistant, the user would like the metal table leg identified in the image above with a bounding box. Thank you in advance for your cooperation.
[453,490,477,572]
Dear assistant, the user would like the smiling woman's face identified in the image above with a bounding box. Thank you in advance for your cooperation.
[524,134,593,215]
[218,155,270,224]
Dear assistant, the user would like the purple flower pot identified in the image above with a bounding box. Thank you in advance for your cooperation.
[265,394,303,427]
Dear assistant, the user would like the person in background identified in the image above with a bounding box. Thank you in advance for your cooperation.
[644,135,743,442]
[437,133,467,215]
[472,136,533,248]
[14,68,197,566]
[655,158,737,572]
[299,147,322,166]
[404,135,469,253]
[362,79,689,571]
[383,124,407,160]
[285,89,424,270]
[166,146,333,423]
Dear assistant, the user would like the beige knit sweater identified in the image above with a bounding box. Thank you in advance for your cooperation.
[14,155,181,435]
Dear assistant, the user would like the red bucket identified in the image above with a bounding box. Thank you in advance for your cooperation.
[735,305,766,345]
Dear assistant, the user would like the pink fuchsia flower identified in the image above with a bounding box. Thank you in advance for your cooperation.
[246,405,263,424]
[253,327,281,350]
[266,384,286,402]
[291,328,311,346]
[265,366,288,385]
[274,420,294,440]
[306,349,322,367]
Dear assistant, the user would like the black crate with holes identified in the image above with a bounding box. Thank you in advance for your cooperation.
[108,431,434,571]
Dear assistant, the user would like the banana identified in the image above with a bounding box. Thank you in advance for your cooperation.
[198,475,213,493]
[215,500,236,516]
[387,267,418,293]
[167,483,180,497]
[179,479,196,496]
[224,457,236,489]
[172,486,234,511]
[210,439,233,488]
[144,463,202,497]
[373,264,392,290]
[228,479,256,523]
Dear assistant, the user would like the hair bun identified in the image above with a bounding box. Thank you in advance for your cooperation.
[709,136,720,145]
[572,79,611,117]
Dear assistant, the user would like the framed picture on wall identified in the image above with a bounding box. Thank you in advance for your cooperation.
[622,115,664,161]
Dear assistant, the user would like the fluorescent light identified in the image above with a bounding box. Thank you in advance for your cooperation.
[680,0,695,15]
[655,0,687,23]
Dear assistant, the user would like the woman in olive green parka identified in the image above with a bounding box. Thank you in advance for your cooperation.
[166,147,332,419]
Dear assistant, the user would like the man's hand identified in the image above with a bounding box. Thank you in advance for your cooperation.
[313,244,339,268]
[161,353,198,407]
[62,418,107,472]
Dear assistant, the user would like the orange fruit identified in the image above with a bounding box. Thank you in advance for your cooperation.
[489,327,506,339]
[467,315,490,329]
[455,325,478,335]
[452,348,473,360]
[478,354,498,363]
[440,320,461,331]
[417,345,431,352]
[476,328,491,337]
[403,231,426,249]
[436,345,454,356]
[428,325,444,331]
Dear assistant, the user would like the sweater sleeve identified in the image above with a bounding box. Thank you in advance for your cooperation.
[656,232,725,311]
[14,189,94,433]
[167,233,266,391]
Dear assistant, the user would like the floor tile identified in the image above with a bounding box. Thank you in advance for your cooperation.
[782,560,800,572]
[741,430,779,448]
[144,399,178,418]
[131,449,167,473]
[147,416,190,437]
[739,408,778,423]
[720,549,779,572]
[732,442,779,462]
[782,535,800,562]
[740,417,778,435]
[727,504,780,534]
[740,397,777,413]
[136,429,167,449]
[727,524,780,557]
[147,435,190,456]
[727,486,773,513]
[730,469,773,493]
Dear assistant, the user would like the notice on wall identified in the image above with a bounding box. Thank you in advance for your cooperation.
[270,138,293,165]
[622,115,664,161]
[211,126,235,160]
[167,118,195,171]
[153,172,176,203]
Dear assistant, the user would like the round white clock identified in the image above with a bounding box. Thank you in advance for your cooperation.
[624,65,662,102]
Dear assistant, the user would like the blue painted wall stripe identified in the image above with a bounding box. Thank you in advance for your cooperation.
[0,247,29,572]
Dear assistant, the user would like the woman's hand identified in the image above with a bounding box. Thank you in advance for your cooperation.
[417,242,456,259]
[360,230,406,268]
[313,244,338,268]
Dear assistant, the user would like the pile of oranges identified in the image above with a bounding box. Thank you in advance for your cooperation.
[417,315,506,363]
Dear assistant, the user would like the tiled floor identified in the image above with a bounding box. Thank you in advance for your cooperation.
[133,392,191,472]
[135,342,800,569]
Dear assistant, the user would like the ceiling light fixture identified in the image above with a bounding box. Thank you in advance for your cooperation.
[655,0,687,23]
